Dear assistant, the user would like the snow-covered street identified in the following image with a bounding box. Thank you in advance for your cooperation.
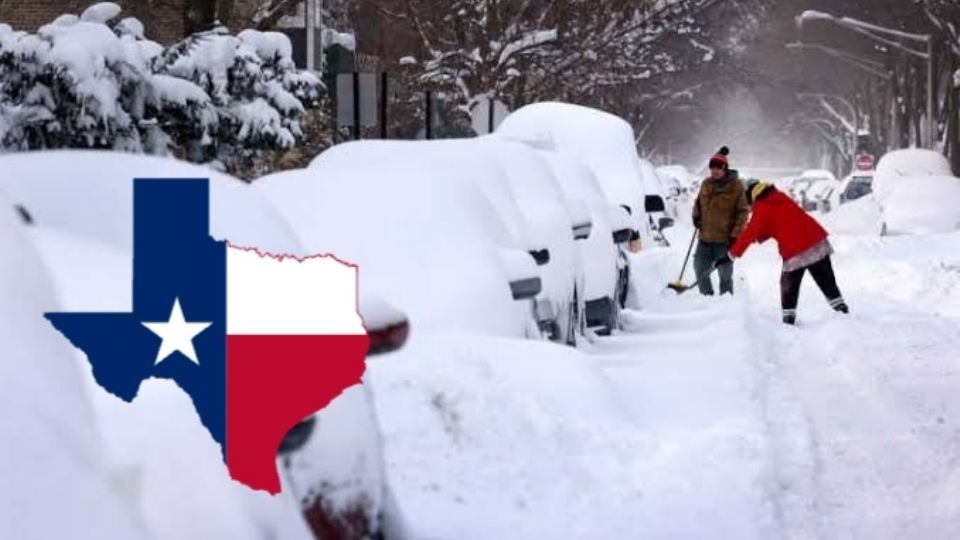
[596,227,960,539]
[367,224,960,539]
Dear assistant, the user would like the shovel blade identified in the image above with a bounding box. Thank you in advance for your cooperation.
[666,282,690,293]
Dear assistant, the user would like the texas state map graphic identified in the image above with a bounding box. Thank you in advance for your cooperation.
[46,179,369,494]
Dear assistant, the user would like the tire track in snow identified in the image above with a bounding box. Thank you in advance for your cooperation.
[589,296,781,539]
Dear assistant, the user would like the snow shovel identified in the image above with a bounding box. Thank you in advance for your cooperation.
[666,230,697,291]
[668,257,730,295]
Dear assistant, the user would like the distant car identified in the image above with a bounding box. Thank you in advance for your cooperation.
[656,165,696,196]
[874,149,960,235]
[636,158,676,245]
[0,150,408,540]
[840,172,874,204]
[806,179,840,213]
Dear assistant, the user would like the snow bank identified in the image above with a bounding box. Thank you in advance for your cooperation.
[820,194,883,236]
[367,334,652,540]
[0,195,147,540]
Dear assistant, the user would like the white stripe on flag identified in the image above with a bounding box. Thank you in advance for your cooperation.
[226,246,366,335]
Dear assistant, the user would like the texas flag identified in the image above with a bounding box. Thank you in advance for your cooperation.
[47,179,369,494]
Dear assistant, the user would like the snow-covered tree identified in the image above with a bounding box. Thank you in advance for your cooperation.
[0,2,323,173]
[374,0,717,112]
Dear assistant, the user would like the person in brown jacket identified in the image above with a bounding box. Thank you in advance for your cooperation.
[691,146,749,295]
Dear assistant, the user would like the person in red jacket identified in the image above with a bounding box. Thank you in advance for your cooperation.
[713,180,849,325]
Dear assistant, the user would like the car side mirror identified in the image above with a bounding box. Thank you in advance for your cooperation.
[658,216,675,230]
[612,228,633,244]
[644,194,665,213]
[510,277,542,300]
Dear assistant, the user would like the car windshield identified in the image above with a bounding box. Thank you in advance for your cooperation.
[843,181,873,201]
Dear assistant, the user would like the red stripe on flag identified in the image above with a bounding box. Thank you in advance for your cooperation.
[226,334,370,494]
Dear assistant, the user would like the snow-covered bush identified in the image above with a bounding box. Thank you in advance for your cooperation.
[0,2,323,171]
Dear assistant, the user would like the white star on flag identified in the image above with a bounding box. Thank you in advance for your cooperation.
[142,298,212,365]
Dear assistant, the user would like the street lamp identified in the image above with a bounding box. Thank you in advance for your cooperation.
[785,42,892,80]
[796,10,935,149]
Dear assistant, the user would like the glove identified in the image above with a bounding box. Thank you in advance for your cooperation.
[713,253,733,269]
[692,214,702,229]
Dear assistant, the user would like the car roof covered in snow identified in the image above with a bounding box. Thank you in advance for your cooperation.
[0,150,301,256]
[496,102,648,210]
[876,149,953,180]
[308,139,531,249]
[255,165,527,337]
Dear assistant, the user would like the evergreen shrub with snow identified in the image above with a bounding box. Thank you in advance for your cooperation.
[0,2,323,171]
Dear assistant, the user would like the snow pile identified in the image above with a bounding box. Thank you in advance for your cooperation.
[820,194,883,236]
[0,5,322,170]
[367,334,654,540]
[873,149,960,235]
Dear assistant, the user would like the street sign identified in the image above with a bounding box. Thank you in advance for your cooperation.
[856,153,875,171]
[469,96,510,135]
[336,73,378,128]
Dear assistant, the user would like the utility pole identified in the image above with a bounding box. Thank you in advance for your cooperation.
[305,0,315,71]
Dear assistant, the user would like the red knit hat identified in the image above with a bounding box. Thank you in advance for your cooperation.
[709,146,730,169]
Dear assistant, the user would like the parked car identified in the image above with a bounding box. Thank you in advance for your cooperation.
[656,165,696,196]
[0,150,408,540]
[306,139,576,342]
[806,178,841,213]
[257,162,542,339]
[840,172,874,204]
[637,158,676,245]
[874,149,960,235]
[0,192,149,540]
[496,102,657,254]
[533,148,629,336]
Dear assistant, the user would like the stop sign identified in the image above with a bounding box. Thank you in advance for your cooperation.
[856,154,875,171]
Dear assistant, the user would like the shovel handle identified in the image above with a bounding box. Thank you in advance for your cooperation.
[676,230,698,282]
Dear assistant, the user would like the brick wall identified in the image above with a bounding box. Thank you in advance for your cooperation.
[0,0,190,43]
[0,0,272,44]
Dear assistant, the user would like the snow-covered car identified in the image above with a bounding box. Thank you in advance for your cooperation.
[257,162,542,339]
[839,172,874,204]
[496,102,655,252]
[874,149,960,235]
[637,157,677,243]
[533,149,628,335]
[479,135,582,342]
[0,192,149,540]
[306,139,573,342]
[806,178,841,213]
[0,150,406,540]
[657,165,697,195]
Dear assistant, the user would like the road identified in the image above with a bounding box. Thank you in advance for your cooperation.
[589,228,960,539]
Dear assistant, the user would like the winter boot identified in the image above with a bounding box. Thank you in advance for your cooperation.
[829,298,849,314]
[782,309,797,326]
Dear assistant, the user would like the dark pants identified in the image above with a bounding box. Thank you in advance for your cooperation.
[694,240,733,295]
[780,256,845,319]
